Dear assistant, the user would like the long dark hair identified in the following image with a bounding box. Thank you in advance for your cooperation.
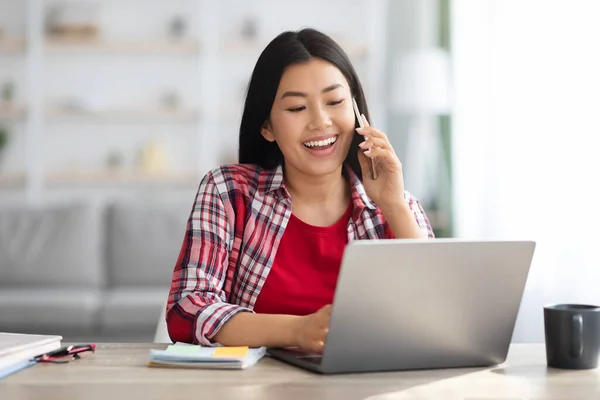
[238,28,371,180]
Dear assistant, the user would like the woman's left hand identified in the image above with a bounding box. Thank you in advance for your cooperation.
[356,114,406,209]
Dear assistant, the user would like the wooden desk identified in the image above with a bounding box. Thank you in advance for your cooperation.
[0,344,598,399]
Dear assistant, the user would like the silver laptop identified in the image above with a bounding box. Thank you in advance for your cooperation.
[267,239,536,374]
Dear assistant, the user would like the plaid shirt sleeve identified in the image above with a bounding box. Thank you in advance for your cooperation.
[166,171,252,345]
[405,190,435,239]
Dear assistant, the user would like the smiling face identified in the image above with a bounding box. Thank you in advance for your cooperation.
[261,57,356,178]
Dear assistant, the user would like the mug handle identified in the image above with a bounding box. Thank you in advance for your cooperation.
[570,314,583,358]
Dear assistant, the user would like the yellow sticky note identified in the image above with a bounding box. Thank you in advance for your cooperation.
[213,346,248,358]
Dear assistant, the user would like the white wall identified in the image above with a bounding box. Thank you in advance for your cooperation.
[452,0,600,342]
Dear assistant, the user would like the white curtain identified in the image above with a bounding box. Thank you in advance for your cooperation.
[451,0,600,342]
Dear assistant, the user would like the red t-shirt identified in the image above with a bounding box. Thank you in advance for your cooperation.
[167,200,395,343]
[252,202,353,316]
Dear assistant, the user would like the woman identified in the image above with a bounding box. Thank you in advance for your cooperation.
[166,28,434,353]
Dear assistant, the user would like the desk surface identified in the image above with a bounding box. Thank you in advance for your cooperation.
[0,343,599,400]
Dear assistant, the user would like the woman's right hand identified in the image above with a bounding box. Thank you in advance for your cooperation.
[294,304,332,353]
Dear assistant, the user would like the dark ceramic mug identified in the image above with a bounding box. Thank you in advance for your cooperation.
[544,304,600,369]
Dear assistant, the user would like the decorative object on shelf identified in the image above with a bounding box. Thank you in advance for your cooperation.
[45,2,100,41]
[0,124,9,168]
[136,138,170,175]
[1,81,15,108]
[105,150,124,171]
[160,90,181,111]
[240,17,258,41]
[51,97,93,115]
[168,16,187,39]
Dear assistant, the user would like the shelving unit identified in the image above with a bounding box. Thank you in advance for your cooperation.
[0,1,452,235]
[0,170,198,186]
[45,170,199,186]
[44,38,200,55]
[0,0,390,205]
[45,108,200,123]
[219,38,368,58]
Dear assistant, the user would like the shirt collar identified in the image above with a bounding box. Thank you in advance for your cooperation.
[259,164,376,211]
[259,164,286,194]
[344,164,377,211]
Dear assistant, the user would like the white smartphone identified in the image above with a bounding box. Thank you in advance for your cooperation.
[352,97,377,180]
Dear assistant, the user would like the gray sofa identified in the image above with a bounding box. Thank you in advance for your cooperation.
[0,200,191,340]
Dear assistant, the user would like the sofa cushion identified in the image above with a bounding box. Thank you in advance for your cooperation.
[0,203,104,288]
[0,288,101,332]
[99,287,169,332]
[105,201,190,287]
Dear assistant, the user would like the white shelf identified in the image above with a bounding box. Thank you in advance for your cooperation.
[0,170,200,187]
[45,37,369,57]
[46,170,199,185]
[44,38,200,55]
[0,37,26,53]
[220,38,368,58]
[45,108,200,123]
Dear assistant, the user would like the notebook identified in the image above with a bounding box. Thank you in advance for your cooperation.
[148,343,266,370]
[0,359,36,380]
[0,332,62,379]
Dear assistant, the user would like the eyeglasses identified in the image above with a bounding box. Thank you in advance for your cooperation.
[35,344,96,364]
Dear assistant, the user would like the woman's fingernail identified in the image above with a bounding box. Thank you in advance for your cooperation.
[359,142,367,148]
[364,149,372,156]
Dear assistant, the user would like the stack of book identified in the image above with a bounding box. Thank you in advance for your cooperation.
[148,343,266,370]
[0,332,62,379]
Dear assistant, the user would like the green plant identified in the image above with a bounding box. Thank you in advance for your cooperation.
[0,124,8,151]
[1,81,15,103]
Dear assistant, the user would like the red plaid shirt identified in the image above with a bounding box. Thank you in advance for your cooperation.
[166,163,434,345]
